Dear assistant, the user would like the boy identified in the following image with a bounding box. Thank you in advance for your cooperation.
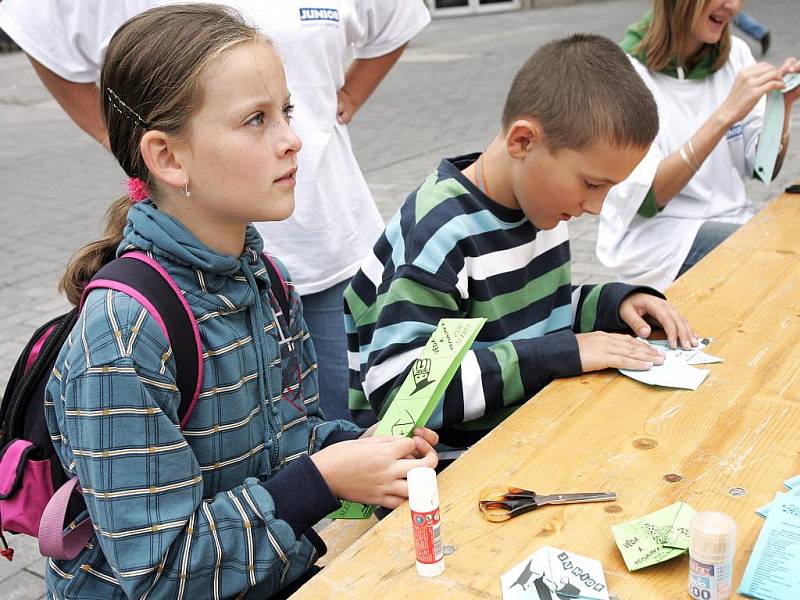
[344,34,698,445]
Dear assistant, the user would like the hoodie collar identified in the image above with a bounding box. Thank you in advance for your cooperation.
[119,201,271,310]
[621,11,720,81]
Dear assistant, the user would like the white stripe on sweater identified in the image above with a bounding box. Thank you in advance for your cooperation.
[363,346,424,397]
[460,351,486,421]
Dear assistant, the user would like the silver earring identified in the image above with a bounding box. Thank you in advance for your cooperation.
[181,179,191,198]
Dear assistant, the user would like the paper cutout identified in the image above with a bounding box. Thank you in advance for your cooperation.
[611,502,696,571]
[740,492,800,599]
[756,475,800,518]
[619,338,721,391]
[784,73,800,94]
[753,73,798,186]
[501,546,610,600]
[329,318,485,519]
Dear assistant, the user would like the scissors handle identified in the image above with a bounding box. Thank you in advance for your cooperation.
[478,485,535,502]
[479,499,538,522]
[535,492,616,506]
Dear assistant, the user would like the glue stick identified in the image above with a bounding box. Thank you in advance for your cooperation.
[688,511,736,600]
[408,466,444,577]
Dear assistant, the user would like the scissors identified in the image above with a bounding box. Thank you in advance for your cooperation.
[478,486,617,522]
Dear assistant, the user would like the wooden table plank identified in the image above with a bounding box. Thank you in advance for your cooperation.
[292,191,800,599]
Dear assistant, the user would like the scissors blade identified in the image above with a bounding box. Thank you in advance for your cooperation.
[534,492,616,506]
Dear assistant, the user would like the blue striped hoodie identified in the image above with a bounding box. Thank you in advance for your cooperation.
[44,201,360,599]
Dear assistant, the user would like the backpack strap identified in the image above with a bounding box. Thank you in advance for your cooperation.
[263,253,291,323]
[83,252,203,428]
[40,252,204,560]
[38,478,94,560]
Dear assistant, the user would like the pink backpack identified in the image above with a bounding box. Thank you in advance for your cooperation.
[0,252,204,560]
[0,251,290,561]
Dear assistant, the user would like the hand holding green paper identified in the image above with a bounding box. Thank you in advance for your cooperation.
[328,318,485,519]
[754,72,800,184]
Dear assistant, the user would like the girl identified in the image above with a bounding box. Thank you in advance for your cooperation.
[0,0,431,422]
[46,5,437,599]
[596,0,800,290]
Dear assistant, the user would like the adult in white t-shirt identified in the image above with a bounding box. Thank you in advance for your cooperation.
[596,1,799,291]
[0,0,430,420]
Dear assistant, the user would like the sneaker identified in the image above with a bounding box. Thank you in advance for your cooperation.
[760,31,771,56]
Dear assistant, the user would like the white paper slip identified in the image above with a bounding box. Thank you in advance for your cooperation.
[618,338,719,391]
[501,546,610,600]
[687,350,723,365]
[620,363,709,391]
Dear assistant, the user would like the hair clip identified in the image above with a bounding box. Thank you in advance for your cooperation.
[128,177,150,203]
[106,87,151,129]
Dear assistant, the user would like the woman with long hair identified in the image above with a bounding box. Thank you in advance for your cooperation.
[597,0,800,289]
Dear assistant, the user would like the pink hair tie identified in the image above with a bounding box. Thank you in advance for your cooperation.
[127,177,150,203]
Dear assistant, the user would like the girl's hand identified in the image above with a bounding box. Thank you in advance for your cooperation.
[311,435,438,508]
[576,331,665,372]
[779,57,800,107]
[360,424,439,459]
[718,62,785,125]
[360,425,439,457]
[619,293,698,350]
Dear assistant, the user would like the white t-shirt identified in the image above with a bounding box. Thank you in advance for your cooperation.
[0,0,430,295]
[596,37,764,291]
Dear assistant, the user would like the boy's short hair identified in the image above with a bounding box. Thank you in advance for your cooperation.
[501,33,658,151]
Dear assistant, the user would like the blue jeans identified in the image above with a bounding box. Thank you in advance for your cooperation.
[733,11,769,41]
[677,221,740,278]
[301,278,351,421]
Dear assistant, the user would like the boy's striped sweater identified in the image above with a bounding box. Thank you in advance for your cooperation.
[344,154,659,445]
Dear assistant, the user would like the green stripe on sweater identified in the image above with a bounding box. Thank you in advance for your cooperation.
[470,263,570,322]
[579,284,605,332]
[490,342,524,407]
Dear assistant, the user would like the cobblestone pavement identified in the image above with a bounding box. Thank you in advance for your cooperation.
[0,0,798,595]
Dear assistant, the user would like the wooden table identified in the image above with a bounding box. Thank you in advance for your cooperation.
[292,189,800,599]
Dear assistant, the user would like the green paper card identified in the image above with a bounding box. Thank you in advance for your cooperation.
[329,318,486,519]
[611,501,696,571]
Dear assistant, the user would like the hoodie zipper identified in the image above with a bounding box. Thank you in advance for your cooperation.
[241,260,282,473]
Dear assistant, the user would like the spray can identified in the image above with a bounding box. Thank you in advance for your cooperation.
[408,466,445,577]
[688,511,737,600]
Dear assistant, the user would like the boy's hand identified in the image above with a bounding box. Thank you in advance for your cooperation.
[619,293,698,350]
[576,331,665,372]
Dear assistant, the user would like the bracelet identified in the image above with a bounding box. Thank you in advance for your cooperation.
[679,145,698,174]
[686,140,702,171]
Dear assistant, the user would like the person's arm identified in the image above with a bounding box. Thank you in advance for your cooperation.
[345,264,584,431]
[571,282,664,334]
[29,55,109,147]
[336,44,406,124]
[650,62,784,207]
